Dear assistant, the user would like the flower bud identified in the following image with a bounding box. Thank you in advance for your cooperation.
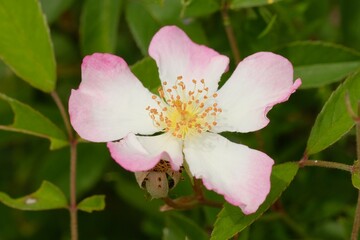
[135,160,182,199]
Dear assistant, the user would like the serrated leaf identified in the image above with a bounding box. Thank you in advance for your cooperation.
[0,93,68,150]
[80,0,122,56]
[211,162,298,240]
[0,0,56,92]
[0,181,67,210]
[230,0,283,9]
[352,160,360,190]
[78,195,105,213]
[163,212,208,240]
[277,42,360,89]
[306,71,360,155]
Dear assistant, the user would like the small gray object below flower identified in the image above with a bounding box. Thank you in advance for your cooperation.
[135,160,183,199]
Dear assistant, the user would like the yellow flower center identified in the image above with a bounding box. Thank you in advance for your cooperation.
[147,76,221,139]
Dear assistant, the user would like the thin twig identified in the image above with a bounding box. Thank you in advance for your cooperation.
[69,139,78,240]
[199,198,223,208]
[221,0,241,64]
[352,191,360,240]
[162,197,196,210]
[161,179,222,210]
[193,179,223,208]
[51,91,73,139]
[351,102,360,240]
[51,91,78,240]
[299,159,352,172]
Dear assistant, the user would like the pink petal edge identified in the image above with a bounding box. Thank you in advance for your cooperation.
[214,52,302,133]
[183,132,274,214]
[148,25,229,94]
[69,53,158,142]
[107,133,183,172]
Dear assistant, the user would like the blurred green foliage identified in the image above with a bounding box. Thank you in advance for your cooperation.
[0,0,360,239]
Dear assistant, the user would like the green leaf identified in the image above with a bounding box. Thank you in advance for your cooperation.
[125,0,160,56]
[0,0,56,92]
[163,212,209,240]
[78,195,105,213]
[181,0,220,17]
[0,93,68,150]
[131,57,160,93]
[40,0,74,24]
[230,0,283,9]
[277,42,360,89]
[211,162,299,239]
[125,1,209,56]
[306,71,360,155]
[0,181,67,211]
[352,161,360,190]
[80,0,122,56]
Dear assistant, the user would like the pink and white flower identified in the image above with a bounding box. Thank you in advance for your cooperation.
[69,26,301,214]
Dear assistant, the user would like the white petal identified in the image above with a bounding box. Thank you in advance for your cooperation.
[184,132,274,214]
[214,52,301,133]
[149,26,229,94]
[69,53,159,142]
[108,133,183,172]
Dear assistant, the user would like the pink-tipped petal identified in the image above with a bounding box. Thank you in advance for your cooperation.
[69,53,159,142]
[149,26,229,94]
[214,52,301,133]
[184,132,274,214]
[108,133,183,172]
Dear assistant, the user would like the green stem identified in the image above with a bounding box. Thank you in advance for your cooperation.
[51,91,73,139]
[299,159,352,172]
[51,91,78,240]
[193,179,223,208]
[162,197,194,210]
[69,139,78,240]
[351,102,360,240]
[221,0,241,64]
[357,102,360,164]
[161,179,222,210]
[352,191,360,240]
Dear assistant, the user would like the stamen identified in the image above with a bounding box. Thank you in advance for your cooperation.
[146,77,221,139]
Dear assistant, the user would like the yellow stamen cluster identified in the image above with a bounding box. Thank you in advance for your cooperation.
[146,76,222,139]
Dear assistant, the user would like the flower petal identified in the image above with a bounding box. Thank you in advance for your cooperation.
[149,26,229,94]
[108,133,183,172]
[214,52,301,133]
[183,132,274,214]
[69,53,159,142]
